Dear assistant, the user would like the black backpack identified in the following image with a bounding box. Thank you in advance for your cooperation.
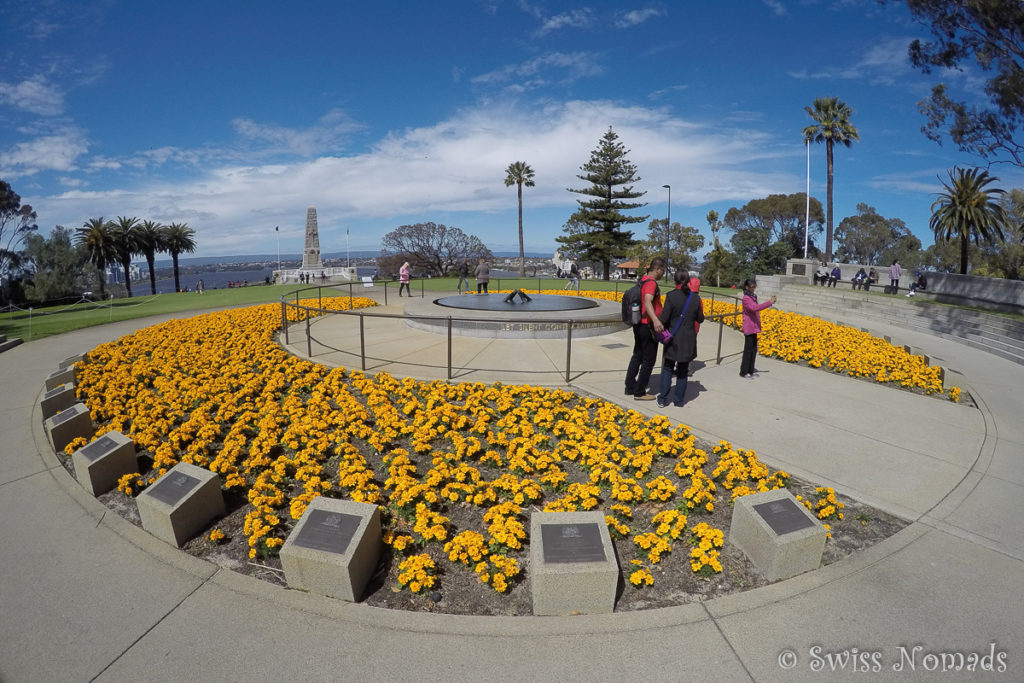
[620,278,644,324]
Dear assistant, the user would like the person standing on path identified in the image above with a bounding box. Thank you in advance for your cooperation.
[889,259,902,294]
[474,259,490,293]
[740,278,776,379]
[398,261,411,297]
[656,270,704,408]
[456,259,470,294]
[624,258,666,400]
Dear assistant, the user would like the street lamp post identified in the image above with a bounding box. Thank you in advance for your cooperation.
[662,184,671,281]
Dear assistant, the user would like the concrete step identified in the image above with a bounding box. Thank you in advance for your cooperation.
[0,337,23,353]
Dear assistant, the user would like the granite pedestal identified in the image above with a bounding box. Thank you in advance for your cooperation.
[44,402,94,453]
[729,489,827,581]
[530,511,619,616]
[71,431,138,496]
[44,366,76,391]
[280,497,381,602]
[40,382,76,420]
[137,462,225,547]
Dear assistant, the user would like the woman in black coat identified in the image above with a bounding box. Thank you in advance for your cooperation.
[656,270,704,408]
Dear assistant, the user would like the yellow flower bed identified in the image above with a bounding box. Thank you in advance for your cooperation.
[703,299,960,398]
[68,287,928,597]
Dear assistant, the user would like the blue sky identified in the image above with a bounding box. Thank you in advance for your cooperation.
[2,0,1022,260]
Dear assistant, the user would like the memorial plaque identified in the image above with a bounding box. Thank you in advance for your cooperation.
[78,435,117,463]
[541,523,606,564]
[753,498,815,536]
[792,263,807,275]
[148,471,200,505]
[51,408,78,426]
[43,386,65,399]
[293,509,360,554]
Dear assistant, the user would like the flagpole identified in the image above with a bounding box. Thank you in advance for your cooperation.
[275,226,281,280]
[346,227,350,268]
[804,141,810,259]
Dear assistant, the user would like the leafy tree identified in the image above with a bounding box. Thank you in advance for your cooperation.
[979,189,1024,279]
[929,167,1011,274]
[920,237,969,273]
[895,0,1024,167]
[0,179,38,285]
[880,233,924,272]
[559,127,648,279]
[21,226,91,303]
[136,220,165,295]
[702,210,741,288]
[628,218,704,275]
[163,222,197,293]
[76,217,115,299]
[724,193,824,259]
[380,222,492,277]
[504,161,535,277]
[110,216,141,297]
[804,97,860,261]
[835,203,912,265]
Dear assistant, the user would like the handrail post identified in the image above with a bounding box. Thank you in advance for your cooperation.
[283,301,290,344]
[295,291,301,320]
[420,279,424,298]
[383,282,388,306]
[348,282,353,309]
[306,314,312,357]
[318,286,322,312]
[565,320,573,384]
[359,313,366,371]
[447,317,453,381]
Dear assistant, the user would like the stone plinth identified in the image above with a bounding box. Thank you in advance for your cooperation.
[59,353,86,370]
[729,489,827,581]
[280,497,381,602]
[40,382,76,420]
[530,511,619,616]
[71,431,138,496]
[45,403,93,453]
[137,462,225,547]
[45,366,76,390]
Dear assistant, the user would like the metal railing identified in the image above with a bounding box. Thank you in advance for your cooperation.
[279,282,743,383]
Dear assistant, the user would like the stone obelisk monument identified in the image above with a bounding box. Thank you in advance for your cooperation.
[301,206,324,272]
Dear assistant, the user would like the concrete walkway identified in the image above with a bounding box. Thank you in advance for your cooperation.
[1,293,1021,681]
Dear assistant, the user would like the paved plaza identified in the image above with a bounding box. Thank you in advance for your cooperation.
[1,291,1021,681]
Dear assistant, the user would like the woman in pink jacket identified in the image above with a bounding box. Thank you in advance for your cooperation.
[740,278,776,379]
[398,261,411,297]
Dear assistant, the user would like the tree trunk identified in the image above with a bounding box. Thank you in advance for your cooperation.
[147,253,157,294]
[517,182,525,277]
[121,259,133,297]
[172,254,181,293]
[960,234,969,275]
[96,264,106,299]
[826,140,834,262]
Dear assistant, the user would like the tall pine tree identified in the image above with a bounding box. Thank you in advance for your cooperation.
[558,127,648,279]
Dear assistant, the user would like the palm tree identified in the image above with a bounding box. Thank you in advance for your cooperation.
[75,217,114,299]
[136,220,165,294]
[162,222,197,293]
[929,167,1010,275]
[803,97,859,262]
[110,216,141,297]
[504,161,536,277]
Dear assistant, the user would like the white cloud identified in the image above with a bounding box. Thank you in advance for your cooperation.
[617,8,664,28]
[231,108,362,156]
[0,75,65,116]
[537,8,595,35]
[787,37,914,85]
[762,0,787,16]
[472,52,604,89]
[29,100,800,255]
[0,128,87,176]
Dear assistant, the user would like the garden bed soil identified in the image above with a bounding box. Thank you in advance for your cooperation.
[57,436,907,617]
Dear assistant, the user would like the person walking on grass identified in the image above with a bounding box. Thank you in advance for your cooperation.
[656,270,704,408]
[398,261,411,297]
[740,278,776,379]
[624,258,666,400]
[457,259,470,294]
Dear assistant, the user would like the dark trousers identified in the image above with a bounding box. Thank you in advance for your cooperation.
[625,324,657,396]
[477,282,488,293]
[658,360,690,406]
[740,333,758,376]
[399,283,411,296]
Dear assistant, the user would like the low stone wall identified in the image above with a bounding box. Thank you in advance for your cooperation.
[785,259,1024,315]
